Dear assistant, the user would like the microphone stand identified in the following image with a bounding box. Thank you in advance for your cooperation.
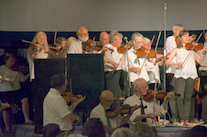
[125,38,131,97]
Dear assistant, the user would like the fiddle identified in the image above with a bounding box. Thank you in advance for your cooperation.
[83,39,114,52]
[117,43,132,54]
[106,104,143,118]
[185,41,204,51]
[143,90,181,100]
[62,92,79,103]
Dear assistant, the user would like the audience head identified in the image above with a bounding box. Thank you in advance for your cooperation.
[143,37,151,50]
[131,32,143,49]
[67,134,87,137]
[130,122,155,137]
[188,125,207,137]
[3,53,15,67]
[100,90,114,110]
[51,73,67,95]
[76,26,89,42]
[133,78,149,98]
[99,31,109,46]
[172,24,184,37]
[42,123,61,137]
[109,30,123,47]
[111,127,133,137]
[82,118,106,137]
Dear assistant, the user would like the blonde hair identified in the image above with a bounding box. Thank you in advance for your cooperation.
[111,127,133,137]
[31,31,49,52]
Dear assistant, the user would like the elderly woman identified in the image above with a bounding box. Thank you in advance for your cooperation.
[0,53,32,132]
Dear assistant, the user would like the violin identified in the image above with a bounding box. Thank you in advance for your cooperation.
[106,104,144,118]
[83,39,114,52]
[136,47,163,58]
[117,43,133,54]
[62,92,79,103]
[185,41,204,51]
[143,90,181,100]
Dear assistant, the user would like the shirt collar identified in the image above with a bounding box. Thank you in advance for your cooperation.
[50,88,61,96]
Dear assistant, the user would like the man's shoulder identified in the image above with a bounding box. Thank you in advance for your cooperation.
[124,96,134,103]
[166,36,174,41]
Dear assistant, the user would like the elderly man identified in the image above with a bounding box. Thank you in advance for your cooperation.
[99,32,110,46]
[68,26,90,54]
[90,90,136,134]
[104,31,127,98]
[123,78,174,126]
[122,32,149,96]
[43,73,85,131]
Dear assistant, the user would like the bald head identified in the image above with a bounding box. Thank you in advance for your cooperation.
[100,90,113,99]
[133,78,148,97]
[100,90,114,109]
[77,26,89,42]
[99,32,109,46]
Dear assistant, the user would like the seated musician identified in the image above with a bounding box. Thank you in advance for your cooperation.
[93,31,110,54]
[0,53,32,132]
[90,90,136,134]
[43,73,85,131]
[123,78,174,126]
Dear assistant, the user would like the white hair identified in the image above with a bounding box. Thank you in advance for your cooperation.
[172,24,183,31]
[131,32,143,41]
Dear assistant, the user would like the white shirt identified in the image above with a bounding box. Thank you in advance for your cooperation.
[166,36,177,74]
[123,94,167,126]
[122,47,149,82]
[145,58,161,84]
[174,48,198,79]
[90,103,123,128]
[68,39,95,54]
[0,65,24,92]
[27,47,48,81]
[104,44,124,71]
[199,42,207,71]
[43,88,72,131]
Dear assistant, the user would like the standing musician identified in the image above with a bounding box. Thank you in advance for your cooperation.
[27,31,53,81]
[199,31,207,124]
[104,31,126,98]
[43,73,85,131]
[0,53,32,132]
[165,24,184,124]
[143,37,164,90]
[90,90,136,134]
[122,32,149,95]
[166,30,207,126]
[52,37,67,58]
[68,26,91,54]
[123,78,174,126]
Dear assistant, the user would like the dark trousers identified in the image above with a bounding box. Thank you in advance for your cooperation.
[174,78,196,121]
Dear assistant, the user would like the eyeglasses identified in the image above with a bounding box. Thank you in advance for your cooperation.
[79,33,89,37]
[104,98,114,103]
[142,85,149,89]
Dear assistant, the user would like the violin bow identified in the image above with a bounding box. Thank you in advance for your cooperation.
[180,32,203,71]
[155,31,161,51]
[152,82,157,124]
[140,35,155,69]
[54,31,57,45]
[70,78,73,93]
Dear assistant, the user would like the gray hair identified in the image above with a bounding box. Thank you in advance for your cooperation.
[172,24,183,31]
[109,30,123,43]
[131,32,143,41]
[143,37,151,43]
